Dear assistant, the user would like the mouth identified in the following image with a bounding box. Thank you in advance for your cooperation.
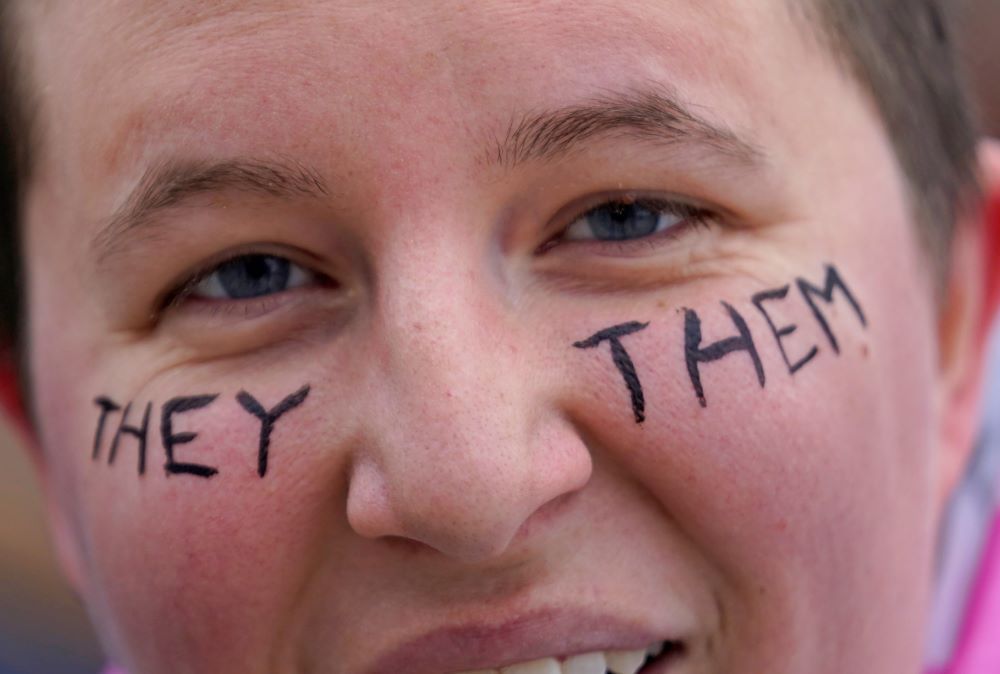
[367,608,689,674]
[451,639,684,674]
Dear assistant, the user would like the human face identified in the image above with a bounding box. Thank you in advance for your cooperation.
[20,1,950,673]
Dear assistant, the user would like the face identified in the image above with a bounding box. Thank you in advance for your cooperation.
[19,1,953,673]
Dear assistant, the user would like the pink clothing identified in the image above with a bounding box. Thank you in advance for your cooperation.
[932,511,1000,674]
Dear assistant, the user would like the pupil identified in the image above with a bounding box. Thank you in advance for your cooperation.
[609,204,631,222]
[217,255,291,299]
[246,257,270,280]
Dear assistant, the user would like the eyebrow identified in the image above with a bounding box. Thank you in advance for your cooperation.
[95,158,330,262]
[95,86,759,262]
[489,85,763,169]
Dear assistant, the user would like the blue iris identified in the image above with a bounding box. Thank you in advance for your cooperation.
[215,255,291,299]
[581,202,664,240]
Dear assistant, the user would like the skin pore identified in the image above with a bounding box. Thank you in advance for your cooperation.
[12,1,992,673]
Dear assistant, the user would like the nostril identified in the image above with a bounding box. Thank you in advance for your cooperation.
[379,535,439,556]
[507,490,581,549]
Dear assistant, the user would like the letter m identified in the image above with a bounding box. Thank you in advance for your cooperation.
[796,264,867,354]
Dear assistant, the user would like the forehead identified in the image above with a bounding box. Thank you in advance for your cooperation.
[21,0,824,192]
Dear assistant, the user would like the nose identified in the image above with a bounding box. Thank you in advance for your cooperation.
[345,243,592,562]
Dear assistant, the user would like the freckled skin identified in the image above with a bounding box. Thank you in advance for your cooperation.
[15,1,986,673]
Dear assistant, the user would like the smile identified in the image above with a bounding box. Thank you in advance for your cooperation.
[368,607,689,674]
[453,640,678,674]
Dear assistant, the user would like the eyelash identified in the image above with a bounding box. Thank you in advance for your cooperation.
[158,246,331,313]
[156,194,714,315]
[539,194,715,254]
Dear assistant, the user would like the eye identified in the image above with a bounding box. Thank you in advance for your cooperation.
[184,254,319,301]
[561,197,705,243]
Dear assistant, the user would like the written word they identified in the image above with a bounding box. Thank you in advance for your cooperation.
[91,385,310,479]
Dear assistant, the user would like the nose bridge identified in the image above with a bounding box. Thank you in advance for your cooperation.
[374,230,511,419]
[382,238,502,395]
[346,235,590,560]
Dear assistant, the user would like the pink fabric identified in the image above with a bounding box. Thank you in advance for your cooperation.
[929,510,1000,674]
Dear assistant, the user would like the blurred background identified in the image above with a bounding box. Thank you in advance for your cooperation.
[0,1,998,673]
[0,421,104,674]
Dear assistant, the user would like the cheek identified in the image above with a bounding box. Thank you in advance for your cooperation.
[564,276,938,668]
[35,378,336,672]
[567,306,884,556]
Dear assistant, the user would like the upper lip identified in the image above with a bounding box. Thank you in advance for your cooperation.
[365,606,677,674]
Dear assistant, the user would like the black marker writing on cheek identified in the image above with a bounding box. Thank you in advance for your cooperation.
[574,322,650,424]
[796,264,867,354]
[236,385,311,477]
[752,286,819,375]
[109,401,152,475]
[161,394,220,478]
[685,302,765,407]
[92,396,121,461]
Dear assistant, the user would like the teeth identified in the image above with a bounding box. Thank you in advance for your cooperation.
[605,648,647,674]
[562,652,606,674]
[501,658,561,674]
[455,641,665,674]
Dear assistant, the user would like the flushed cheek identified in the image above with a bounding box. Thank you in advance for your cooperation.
[567,303,873,549]
[55,389,334,674]
[562,273,935,671]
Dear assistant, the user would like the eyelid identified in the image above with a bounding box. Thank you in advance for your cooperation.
[158,243,332,311]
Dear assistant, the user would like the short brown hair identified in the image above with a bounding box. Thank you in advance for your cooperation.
[0,0,982,380]
[804,0,979,257]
